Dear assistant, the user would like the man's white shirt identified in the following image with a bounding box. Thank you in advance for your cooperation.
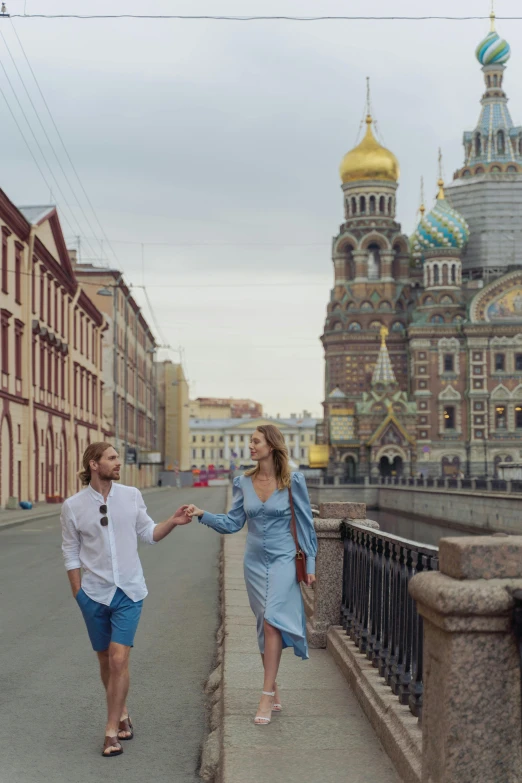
[60,483,157,605]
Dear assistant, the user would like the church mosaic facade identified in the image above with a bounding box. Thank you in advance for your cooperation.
[321,13,522,479]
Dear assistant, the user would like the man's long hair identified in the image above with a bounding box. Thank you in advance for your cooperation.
[78,442,114,486]
[245,425,291,489]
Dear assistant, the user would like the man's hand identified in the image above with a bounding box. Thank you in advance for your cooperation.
[186,504,204,518]
[306,574,316,588]
[171,505,193,526]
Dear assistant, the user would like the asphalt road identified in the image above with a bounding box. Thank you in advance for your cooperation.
[0,487,226,783]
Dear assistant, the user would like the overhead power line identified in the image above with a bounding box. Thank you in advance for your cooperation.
[4,14,522,22]
[9,20,121,268]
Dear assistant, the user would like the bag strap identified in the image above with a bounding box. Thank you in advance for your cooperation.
[288,481,302,554]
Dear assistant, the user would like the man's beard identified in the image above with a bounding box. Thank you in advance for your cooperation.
[98,468,119,481]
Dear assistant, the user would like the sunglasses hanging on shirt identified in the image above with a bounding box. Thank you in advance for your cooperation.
[100,505,108,526]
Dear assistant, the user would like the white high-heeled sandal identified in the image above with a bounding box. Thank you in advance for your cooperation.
[272,683,282,712]
[254,691,275,725]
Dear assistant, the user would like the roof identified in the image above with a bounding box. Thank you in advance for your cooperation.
[18,205,55,225]
[190,416,319,430]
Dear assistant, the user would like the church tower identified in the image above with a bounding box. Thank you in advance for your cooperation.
[322,84,415,478]
[445,10,522,281]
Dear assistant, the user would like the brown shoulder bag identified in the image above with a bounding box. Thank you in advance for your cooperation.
[288,484,307,584]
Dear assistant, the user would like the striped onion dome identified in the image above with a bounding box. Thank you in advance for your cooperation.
[476,29,511,65]
[414,181,470,251]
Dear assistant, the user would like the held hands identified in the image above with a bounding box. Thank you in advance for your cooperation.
[171,505,194,525]
[186,504,204,519]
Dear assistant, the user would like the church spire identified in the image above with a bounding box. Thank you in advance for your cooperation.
[372,327,396,386]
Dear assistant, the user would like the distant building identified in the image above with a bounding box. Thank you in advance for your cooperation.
[157,360,190,472]
[189,415,319,470]
[190,397,263,419]
[72,263,159,488]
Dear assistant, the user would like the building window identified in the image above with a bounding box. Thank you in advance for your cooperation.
[495,353,505,372]
[444,406,455,429]
[1,312,9,374]
[495,405,507,429]
[201,449,205,458]
[516,406,522,429]
[14,326,22,380]
[14,247,21,304]
[192,435,197,443]
[1,234,7,294]
[201,435,205,443]
[209,436,214,443]
[515,354,522,372]
[443,354,454,372]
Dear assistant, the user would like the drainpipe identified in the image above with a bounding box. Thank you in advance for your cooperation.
[25,226,36,502]
[68,285,81,497]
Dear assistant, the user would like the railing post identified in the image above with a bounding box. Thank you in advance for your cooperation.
[306,501,367,648]
[410,536,522,782]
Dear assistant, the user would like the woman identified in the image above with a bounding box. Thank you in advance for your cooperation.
[186,424,317,726]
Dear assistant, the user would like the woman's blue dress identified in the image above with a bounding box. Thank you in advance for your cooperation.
[199,471,318,660]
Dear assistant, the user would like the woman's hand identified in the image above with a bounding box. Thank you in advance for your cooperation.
[306,574,316,588]
[186,504,204,518]
[172,505,193,525]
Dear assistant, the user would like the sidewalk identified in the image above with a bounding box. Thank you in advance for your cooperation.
[220,529,402,783]
[0,485,171,532]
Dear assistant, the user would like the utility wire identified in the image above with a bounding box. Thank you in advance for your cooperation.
[0,26,105,260]
[9,20,121,268]
[0,54,99,258]
[3,14,522,22]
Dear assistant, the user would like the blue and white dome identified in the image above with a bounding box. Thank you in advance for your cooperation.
[414,183,470,251]
[476,29,510,66]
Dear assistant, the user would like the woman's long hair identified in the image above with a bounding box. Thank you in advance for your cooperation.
[245,425,291,489]
[78,441,114,486]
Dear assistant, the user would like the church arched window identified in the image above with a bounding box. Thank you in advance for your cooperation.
[475,133,482,156]
[367,243,381,280]
[388,197,393,215]
[442,264,448,285]
[351,197,357,214]
[493,74,498,87]
[379,195,385,214]
[348,321,362,332]
[451,264,456,284]
[497,130,505,154]
[360,196,366,214]
[487,75,491,87]
[433,264,440,284]
[369,196,376,214]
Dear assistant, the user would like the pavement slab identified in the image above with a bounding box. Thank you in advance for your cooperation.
[221,529,402,783]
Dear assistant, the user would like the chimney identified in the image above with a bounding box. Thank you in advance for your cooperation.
[68,248,78,266]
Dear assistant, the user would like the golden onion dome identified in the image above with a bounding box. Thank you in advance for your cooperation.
[339,115,400,184]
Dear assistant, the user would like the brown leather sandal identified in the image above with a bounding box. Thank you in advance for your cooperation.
[102,735,123,757]
[118,716,134,741]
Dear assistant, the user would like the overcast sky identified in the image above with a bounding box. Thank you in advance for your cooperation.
[1,0,521,417]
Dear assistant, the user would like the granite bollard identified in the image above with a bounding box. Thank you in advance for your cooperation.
[306,501,379,648]
[409,535,522,783]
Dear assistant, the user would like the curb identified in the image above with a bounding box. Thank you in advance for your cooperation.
[200,482,233,783]
[0,485,174,533]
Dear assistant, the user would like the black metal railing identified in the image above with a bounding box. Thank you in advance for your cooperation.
[340,521,439,721]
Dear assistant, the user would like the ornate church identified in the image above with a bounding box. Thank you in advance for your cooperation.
[321,12,522,479]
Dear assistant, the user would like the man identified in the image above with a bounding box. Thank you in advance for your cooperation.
[61,442,192,757]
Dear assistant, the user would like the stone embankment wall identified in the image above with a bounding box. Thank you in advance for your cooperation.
[309,484,522,535]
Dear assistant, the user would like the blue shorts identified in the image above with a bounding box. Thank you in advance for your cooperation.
[76,587,143,652]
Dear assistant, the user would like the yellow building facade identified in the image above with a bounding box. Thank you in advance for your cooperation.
[157,360,190,472]
[0,196,105,507]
